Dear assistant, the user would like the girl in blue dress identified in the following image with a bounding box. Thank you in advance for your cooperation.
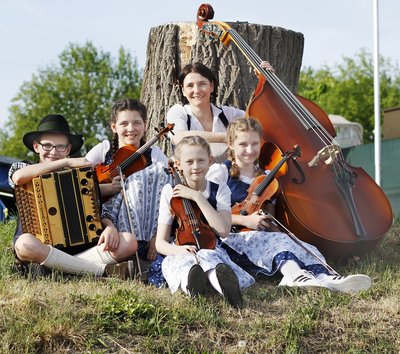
[207,118,372,293]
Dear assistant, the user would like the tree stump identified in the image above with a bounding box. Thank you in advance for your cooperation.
[140,22,304,155]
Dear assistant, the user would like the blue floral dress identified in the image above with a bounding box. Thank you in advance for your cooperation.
[86,142,172,285]
[207,162,330,278]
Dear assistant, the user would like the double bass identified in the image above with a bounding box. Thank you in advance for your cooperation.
[196,4,393,259]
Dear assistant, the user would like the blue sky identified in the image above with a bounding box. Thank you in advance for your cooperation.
[1,0,399,125]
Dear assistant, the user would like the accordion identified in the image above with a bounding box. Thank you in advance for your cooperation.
[15,166,103,249]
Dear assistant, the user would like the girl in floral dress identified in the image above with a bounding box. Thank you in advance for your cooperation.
[155,136,254,308]
[207,118,372,293]
[86,98,171,285]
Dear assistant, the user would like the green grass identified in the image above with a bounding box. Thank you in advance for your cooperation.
[1,219,399,353]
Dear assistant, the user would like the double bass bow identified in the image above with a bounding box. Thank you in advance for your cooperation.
[196,4,393,259]
[168,160,217,250]
[95,123,174,183]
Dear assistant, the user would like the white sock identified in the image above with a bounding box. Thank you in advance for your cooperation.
[279,260,303,279]
[180,268,190,294]
[75,244,116,265]
[41,246,106,276]
[207,269,223,295]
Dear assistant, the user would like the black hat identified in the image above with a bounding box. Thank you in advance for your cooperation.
[23,114,84,155]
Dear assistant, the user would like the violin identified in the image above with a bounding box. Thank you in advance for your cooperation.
[231,145,301,231]
[95,123,174,183]
[196,4,393,259]
[167,160,217,250]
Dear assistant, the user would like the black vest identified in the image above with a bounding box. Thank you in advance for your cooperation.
[223,160,251,206]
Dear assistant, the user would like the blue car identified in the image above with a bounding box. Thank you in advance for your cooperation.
[0,155,19,221]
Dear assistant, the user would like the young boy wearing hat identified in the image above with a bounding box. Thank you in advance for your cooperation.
[9,114,138,279]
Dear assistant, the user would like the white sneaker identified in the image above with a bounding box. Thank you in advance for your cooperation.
[279,270,323,289]
[318,274,372,293]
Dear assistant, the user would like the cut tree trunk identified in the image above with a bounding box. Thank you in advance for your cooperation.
[140,22,304,155]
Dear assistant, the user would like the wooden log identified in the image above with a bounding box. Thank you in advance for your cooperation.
[141,22,304,155]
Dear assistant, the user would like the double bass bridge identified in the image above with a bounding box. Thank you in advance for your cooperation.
[308,144,341,167]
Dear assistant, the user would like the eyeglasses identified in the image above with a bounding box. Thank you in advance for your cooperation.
[38,142,69,152]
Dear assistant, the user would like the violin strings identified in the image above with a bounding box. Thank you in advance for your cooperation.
[175,170,199,232]
[253,178,271,197]
[228,28,348,180]
[107,133,161,179]
[117,135,159,171]
[183,199,199,230]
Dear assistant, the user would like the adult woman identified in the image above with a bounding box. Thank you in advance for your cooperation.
[166,62,273,163]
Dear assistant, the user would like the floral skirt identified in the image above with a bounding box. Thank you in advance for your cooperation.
[104,163,172,242]
[222,231,330,276]
[161,246,255,293]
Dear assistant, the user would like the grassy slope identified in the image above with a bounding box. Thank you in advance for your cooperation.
[0,220,399,353]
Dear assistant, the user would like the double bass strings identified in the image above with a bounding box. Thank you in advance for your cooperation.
[226,27,349,181]
[227,28,331,143]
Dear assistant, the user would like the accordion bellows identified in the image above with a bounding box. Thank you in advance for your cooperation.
[15,166,103,249]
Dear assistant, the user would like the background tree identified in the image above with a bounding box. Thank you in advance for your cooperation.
[0,41,143,160]
[298,49,400,142]
[141,22,304,156]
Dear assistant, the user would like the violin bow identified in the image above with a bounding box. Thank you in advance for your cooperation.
[117,166,143,278]
[261,210,340,276]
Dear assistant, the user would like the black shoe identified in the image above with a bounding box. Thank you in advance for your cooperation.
[187,264,207,298]
[135,259,151,283]
[104,260,135,280]
[215,263,243,309]
[13,260,49,278]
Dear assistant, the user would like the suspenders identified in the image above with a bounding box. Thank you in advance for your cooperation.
[186,107,229,130]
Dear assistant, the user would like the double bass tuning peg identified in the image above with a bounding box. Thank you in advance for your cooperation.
[154,123,165,133]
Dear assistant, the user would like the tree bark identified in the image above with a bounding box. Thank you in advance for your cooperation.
[140,22,304,155]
